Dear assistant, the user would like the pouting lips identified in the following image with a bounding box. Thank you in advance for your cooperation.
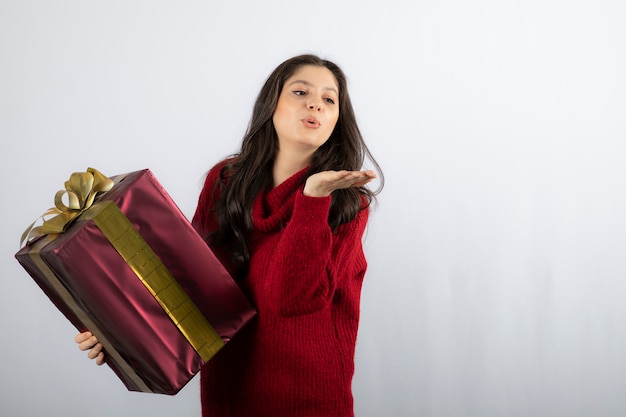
[302,116,320,128]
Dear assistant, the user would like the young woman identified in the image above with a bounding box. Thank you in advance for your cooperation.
[76,54,383,417]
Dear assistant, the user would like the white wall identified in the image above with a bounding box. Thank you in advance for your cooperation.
[1,1,625,416]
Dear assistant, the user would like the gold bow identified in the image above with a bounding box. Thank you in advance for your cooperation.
[20,167,114,247]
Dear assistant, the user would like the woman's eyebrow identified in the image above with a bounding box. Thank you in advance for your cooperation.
[288,79,338,95]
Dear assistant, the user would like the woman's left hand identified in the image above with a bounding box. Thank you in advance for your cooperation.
[75,331,105,366]
[303,170,376,197]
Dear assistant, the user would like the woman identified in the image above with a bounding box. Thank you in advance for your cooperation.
[77,54,383,417]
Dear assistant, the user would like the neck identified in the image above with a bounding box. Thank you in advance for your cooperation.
[272,148,312,188]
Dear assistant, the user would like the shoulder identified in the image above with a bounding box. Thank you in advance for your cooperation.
[196,157,235,208]
[203,158,234,187]
[193,158,234,236]
[199,158,238,199]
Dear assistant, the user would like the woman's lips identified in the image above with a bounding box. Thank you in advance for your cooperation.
[302,116,320,128]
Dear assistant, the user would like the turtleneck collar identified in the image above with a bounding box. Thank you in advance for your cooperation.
[251,166,309,233]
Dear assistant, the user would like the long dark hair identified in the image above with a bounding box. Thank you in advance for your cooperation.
[209,54,383,278]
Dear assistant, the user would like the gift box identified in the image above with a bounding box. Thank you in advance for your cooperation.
[15,168,256,395]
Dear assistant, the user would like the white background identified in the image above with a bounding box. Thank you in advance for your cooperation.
[1,1,625,416]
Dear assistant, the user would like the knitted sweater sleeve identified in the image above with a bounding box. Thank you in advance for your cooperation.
[267,192,369,317]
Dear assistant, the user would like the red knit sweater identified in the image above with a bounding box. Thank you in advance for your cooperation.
[192,162,369,417]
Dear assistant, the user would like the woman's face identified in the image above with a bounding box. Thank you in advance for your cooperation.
[272,65,340,156]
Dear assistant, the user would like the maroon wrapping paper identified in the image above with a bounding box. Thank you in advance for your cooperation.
[15,169,256,395]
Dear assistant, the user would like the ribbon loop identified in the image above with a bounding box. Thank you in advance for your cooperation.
[20,167,114,247]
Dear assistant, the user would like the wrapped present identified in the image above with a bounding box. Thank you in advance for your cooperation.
[15,168,256,395]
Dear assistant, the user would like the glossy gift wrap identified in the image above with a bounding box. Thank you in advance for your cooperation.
[15,168,256,395]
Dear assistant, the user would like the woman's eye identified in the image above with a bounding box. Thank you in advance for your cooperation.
[325,98,335,104]
[293,90,307,96]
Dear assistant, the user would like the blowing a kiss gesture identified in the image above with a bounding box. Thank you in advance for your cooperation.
[303,170,376,197]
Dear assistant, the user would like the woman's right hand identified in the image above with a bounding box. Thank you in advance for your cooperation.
[303,170,377,197]
[75,331,105,366]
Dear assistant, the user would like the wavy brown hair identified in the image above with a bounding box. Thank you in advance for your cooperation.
[208,54,383,278]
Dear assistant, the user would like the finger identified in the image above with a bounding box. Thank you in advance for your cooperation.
[353,171,376,183]
[351,177,376,187]
[78,335,99,351]
[352,170,376,180]
[87,342,103,360]
[74,331,93,344]
[96,352,105,366]
[340,170,374,181]
[338,171,376,188]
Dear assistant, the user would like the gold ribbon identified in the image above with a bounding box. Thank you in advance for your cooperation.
[83,200,225,362]
[20,167,114,247]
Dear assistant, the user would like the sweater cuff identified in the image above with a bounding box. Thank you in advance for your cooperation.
[291,191,332,228]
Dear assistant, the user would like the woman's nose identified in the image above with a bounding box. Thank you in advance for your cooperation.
[307,99,321,111]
